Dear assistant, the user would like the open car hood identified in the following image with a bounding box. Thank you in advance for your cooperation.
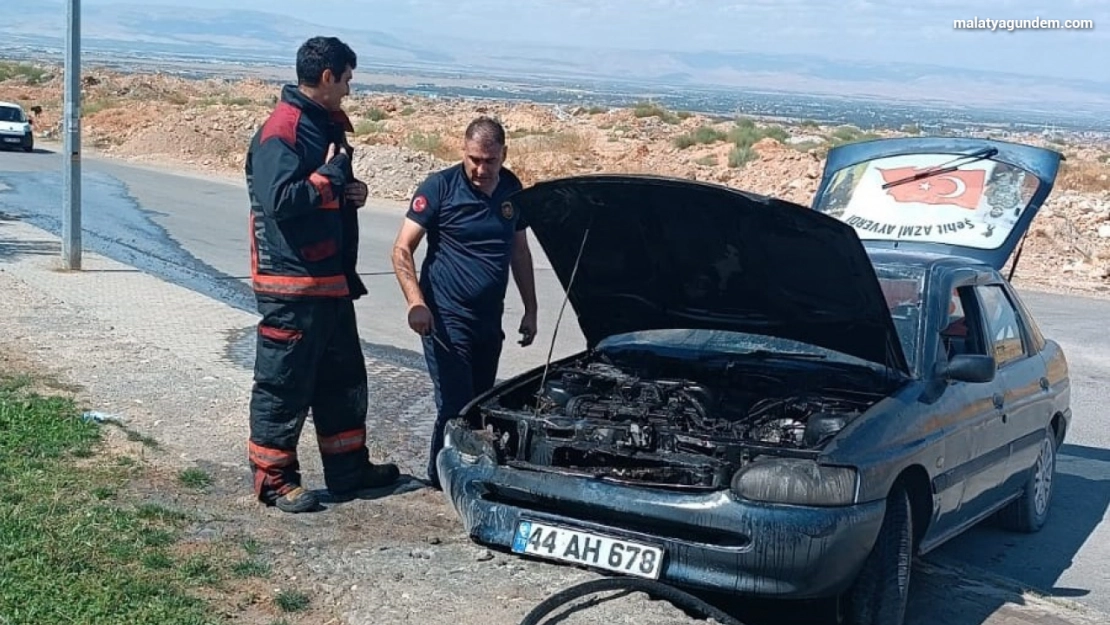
[812,137,1063,270]
[508,174,911,375]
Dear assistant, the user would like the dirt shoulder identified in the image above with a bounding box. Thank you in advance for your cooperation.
[1,212,1106,625]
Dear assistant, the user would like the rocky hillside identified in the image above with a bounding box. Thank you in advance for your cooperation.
[3,61,1109,294]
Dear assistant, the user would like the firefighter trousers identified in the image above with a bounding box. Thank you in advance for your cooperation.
[247,296,371,503]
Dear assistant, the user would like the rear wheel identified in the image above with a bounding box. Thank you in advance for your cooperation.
[996,425,1056,533]
[837,484,914,625]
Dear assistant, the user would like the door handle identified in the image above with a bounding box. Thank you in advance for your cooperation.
[993,393,1005,409]
[1040,377,1050,391]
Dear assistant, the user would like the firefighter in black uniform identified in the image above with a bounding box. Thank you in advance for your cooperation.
[245,36,399,513]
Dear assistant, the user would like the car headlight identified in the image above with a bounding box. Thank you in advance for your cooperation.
[443,419,496,464]
[730,457,858,507]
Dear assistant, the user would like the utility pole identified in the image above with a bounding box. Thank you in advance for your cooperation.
[62,0,82,270]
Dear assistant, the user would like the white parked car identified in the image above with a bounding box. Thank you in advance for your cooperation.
[0,101,34,152]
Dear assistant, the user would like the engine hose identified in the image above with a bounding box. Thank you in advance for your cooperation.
[518,577,747,625]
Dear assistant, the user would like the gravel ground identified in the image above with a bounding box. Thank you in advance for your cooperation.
[1,216,1106,625]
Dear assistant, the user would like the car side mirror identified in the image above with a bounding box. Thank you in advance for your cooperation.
[944,354,996,383]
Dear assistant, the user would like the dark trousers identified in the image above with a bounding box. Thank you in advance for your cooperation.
[248,297,371,502]
[422,317,504,485]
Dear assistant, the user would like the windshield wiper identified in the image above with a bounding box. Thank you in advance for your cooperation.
[881,147,998,190]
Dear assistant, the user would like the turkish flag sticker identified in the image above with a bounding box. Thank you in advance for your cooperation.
[411,195,428,213]
[879,167,987,210]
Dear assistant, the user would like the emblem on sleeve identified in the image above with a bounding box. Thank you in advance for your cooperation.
[412,195,428,213]
[501,201,514,220]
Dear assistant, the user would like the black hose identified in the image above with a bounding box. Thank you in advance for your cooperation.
[519,577,747,625]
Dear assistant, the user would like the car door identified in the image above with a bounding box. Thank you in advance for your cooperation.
[926,285,1005,534]
[970,283,1044,501]
[977,283,1052,495]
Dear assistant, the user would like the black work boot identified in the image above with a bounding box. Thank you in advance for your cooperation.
[273,485,319,513]
[328,461,401,499]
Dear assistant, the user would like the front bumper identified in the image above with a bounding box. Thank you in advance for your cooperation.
[0,133,32,150]
[438,436,887,599]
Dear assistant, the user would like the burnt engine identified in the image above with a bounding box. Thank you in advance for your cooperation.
[477,360,873,488]
[532,362,856,451]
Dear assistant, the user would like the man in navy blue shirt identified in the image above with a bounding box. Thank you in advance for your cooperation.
[391,116,538,489]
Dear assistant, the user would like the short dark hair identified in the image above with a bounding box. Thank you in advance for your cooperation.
[464,116,506,146]
[296,36,357,87]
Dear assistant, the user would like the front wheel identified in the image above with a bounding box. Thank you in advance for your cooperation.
[838,484,914,625]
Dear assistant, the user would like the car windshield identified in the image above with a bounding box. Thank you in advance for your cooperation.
[597,260,926,374]
[0,106,25,123]
[813,151,1041,251]
[873,261,927,373]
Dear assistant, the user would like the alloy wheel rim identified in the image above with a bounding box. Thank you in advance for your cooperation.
[1034,438,1054,516]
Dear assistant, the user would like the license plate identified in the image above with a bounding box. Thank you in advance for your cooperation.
[511,520,665,579]
[2,137,19,143]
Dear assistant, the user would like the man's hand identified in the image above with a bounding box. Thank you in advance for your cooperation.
[345,179,368,208]
[518,310,538,347]
[408,303,434,336]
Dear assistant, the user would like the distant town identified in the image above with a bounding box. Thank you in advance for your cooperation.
[3,42,1109,141]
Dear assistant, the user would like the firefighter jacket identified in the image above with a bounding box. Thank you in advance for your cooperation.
[245,85,368,300]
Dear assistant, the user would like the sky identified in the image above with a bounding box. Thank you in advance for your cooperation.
[85,0,1109,82]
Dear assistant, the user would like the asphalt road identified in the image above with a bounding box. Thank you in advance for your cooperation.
[2,145,1108,616]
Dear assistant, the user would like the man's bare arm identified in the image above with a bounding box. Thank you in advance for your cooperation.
[510,230,538,315]
[392,217,427,307]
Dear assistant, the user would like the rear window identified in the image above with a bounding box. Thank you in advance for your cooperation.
[814,152,1042,252]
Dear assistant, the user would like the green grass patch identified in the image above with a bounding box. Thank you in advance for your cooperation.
[273,589,310,613]
[827,124,881,146]
[0,62,49,84]
[673,125,728,149]
[728,144,758,168]
[632,101,680,124]
[406,131,456,160]
[728,117,789,147]
[179,468,212,490]
[0,374,274,624]
[353,120,386,136]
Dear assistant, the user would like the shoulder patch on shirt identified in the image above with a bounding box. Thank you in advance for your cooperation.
[500,201,514,220]
[412,195,428,213]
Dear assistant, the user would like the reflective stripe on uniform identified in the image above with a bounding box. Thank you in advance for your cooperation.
[249,214,350,297]
[317,428,366,455]
[248,441,297,470]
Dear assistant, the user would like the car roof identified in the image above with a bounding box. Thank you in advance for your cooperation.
[0,101,24,109]
[866,246,1002,282]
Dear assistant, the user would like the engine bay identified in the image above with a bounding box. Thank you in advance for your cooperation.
[466,349,899,489]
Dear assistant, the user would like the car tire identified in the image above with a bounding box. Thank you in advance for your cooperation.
[839,483,913,625]
[995,425,1056,533]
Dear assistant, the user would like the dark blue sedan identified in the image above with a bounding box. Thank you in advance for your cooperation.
[437,137,1070,625]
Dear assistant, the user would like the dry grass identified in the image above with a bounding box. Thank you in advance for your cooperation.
[504,130,593,185]
[1057,160,1110,193]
